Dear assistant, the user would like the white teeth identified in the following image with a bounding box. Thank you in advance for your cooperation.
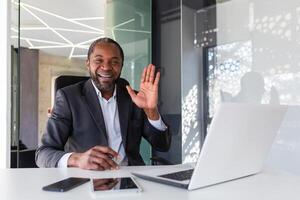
[97,73,112,78]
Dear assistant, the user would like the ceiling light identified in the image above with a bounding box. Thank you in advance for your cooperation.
[71,55,87,58]
[25,39,33,47]
[114,28,150,33]
[69,47,75,59]
[21,2,104,33]
[28,45,86,49]
[11,36,67,45]
[21,4,73,45]
[70,17,104,21]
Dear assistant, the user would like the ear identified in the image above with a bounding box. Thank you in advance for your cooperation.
[86,59,90,69]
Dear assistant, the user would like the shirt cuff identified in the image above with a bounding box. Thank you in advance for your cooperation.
[148,115,168,131]
[57,152,73,168]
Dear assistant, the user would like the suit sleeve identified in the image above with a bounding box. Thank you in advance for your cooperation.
[35,89,73,168]
[142,115,171,152]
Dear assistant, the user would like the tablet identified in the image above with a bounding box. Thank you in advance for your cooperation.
[90,177,142,197]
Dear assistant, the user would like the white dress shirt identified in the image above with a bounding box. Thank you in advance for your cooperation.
[57,81,167,168]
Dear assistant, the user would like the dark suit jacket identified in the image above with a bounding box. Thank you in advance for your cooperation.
[35,78,171,167]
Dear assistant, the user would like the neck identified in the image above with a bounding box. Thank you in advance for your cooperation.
[101,90,114,100]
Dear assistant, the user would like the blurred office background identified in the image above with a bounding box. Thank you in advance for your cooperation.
[3,0,300,175]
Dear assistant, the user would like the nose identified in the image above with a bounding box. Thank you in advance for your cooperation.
[100,61,112,70]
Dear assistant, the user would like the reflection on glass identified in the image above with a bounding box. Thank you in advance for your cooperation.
[207,40,282,118]
[92,177,139,191]
[93,178,118,191]
[183,0,300,174]
[209,0,300,175]
[182,85,200,163]
[207,41,253,117]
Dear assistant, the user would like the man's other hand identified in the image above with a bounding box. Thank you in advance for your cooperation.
[67,146,119,170]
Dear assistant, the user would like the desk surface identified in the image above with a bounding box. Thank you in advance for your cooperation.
[1,165,299,200]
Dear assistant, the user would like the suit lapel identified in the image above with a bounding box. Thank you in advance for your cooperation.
[82,79,108,142]
[116,80,131,147]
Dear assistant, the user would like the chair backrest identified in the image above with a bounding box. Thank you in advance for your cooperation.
[55,75,89,92]
[11,149,38,168]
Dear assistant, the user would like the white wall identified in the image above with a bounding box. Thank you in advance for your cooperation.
[0,0,11,168]
[216,0,300,174]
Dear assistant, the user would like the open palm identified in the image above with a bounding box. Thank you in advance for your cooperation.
[126,64,160,119]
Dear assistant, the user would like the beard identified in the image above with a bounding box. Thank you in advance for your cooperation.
[89,69,116,92]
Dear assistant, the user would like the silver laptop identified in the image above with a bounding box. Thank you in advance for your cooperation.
[132,103,287,190]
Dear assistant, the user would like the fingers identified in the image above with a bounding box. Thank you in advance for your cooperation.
[93,146,118,158]
[149,64,155,83]
[93,178,113,187]
[89,163,104,171]
[154,71,160,86]
[126,85,137,100]
[145,64,151,82]
[91,146,119,170]
[144,64,156,83]
[76,146,121,171]
[141,67,147,83]
[93,179,118,190]
[89,155,117,170]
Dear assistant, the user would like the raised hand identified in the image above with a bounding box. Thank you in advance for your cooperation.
[126,64,160,120]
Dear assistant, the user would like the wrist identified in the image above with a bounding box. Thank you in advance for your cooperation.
[144,108,159,120]
[67,153,81,167]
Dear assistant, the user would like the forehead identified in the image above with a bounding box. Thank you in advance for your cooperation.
[91,42,121,58]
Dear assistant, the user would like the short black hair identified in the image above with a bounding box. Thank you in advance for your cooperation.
[87,37,124,65]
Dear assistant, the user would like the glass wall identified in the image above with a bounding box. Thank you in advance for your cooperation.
[106,0,152,164]
[10,0,21,168]
[181,0,216,163]
[1,0,14,168]
[182,0,300,174]
[11,0,152,167]
[106,0,151,90]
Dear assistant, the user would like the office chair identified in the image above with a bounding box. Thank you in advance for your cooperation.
[152,114,181,165]
[53,75,172,166]
[54,75,89,97]
[11,140,38,168]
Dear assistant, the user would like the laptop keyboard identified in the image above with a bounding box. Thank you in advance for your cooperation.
[159,169,194,181]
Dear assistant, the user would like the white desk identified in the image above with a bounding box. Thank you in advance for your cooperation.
[1,165,300,200]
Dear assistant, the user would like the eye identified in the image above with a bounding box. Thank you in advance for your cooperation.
[94,59,102,64]
[111,60,120,66]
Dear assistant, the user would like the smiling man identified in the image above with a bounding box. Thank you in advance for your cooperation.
[35,37,171,170]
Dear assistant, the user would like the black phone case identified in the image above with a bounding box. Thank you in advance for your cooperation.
[42,177,90,192]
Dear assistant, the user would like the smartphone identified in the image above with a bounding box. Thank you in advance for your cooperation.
[42,177,90,192]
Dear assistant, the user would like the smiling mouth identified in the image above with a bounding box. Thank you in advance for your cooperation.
[97,73,113,78]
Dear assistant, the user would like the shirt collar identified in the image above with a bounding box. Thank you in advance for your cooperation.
[91,80,117,101]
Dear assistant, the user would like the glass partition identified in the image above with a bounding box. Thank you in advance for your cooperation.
[10,0,21,168]
[182,0,300,174]
[181,0,216,163]
[11,0,152,167]
[106,0,152,164]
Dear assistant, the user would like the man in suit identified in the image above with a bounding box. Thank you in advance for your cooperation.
[35,37,171,170]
